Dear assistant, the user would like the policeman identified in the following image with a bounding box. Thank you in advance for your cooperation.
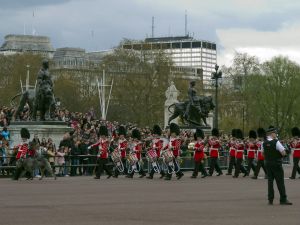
[263,126,292,205]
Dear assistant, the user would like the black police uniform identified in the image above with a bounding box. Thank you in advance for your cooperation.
[263,137,291,204]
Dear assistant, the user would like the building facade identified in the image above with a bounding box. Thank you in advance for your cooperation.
[122,35,217,87]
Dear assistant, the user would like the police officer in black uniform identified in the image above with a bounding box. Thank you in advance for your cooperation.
[263,126,292,205]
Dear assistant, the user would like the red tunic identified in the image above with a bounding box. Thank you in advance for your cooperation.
[235,141,245,159]
[169,137,181,157]
[228,140,236,157]
[290,139,300,158]
[118,139,128,158]
[15,142,29,160]
[152,138,163,157]
[132,141,143,160]
[194,140,205,161]
[256,141,264,161]
[246,141,258,159]
[91,138,109,159]
[208,138,220,158]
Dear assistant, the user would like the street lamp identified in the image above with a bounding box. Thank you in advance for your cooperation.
[211,64,222,129]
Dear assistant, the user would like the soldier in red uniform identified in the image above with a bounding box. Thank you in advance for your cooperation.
[289,127,300,179]
[147,124,165,179]
[208,128,223,176]
[126,129,146,178]
[226,129,237,175]
[113,126,128,178]
[245,130,258,176]
[233,129,247,178]
[252,128,267,179]
[165,123,184,180]
[13,128,31,180]
[191,128,208,178]
[89,125,112,179]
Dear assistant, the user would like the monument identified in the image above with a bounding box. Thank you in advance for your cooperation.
[9,60,72,147]
[164,81,179,128]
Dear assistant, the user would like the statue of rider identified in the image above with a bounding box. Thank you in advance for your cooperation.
[184,80,201,120]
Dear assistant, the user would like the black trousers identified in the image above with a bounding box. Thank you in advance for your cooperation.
[254,160,267,177]
[234,158,247,177]
[290,157,300,178]
[209,157,222,175]
[227,156,236,174]
[192,160,208,177]
[166,158,183,179]
[265,161,287,202]
[247,158,256,175]
[95,158,112,178]
[128,161,146,177]
[149,160,165,177]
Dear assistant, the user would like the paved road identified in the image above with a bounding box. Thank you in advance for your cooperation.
[1,167,299,225]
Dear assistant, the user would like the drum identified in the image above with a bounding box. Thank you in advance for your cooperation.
[128,152,138,165]
[111,150,121,163]
[146,149,157,162]
[161,150,174,163]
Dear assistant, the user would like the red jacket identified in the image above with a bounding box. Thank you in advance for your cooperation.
[15,142,29,160]
[118,139,128,158]
[208,138,220,158]
[91,138,109,159]
[132,141,143,160]
[290,139,300,158]
[256,141,264,161]
[235,141,244,159]
[246,141,258,159]
[228,140,236,157]
[152,138,163,157]
[194,140,205,161]
[169,137,181,157]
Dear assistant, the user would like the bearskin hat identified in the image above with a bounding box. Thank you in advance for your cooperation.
[236,129,244,140]
[291,127,300,137]
[169,123,180,136]
[20,128,30,139]
[211,128,219,137]
[152,124,162,136]
[257,128,266,138]
[249,130,257,139]
[194,128,204,140]
[118,126,127,136]
[131,129,141,140]
[98,125,108,136]
[231,129,237,138]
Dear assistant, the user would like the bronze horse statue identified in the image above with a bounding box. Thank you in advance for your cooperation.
[168,96,215,127]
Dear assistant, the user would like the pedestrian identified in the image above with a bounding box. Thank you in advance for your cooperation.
[263,126,292,205]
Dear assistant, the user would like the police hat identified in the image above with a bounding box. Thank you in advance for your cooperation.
[266,126,277,134]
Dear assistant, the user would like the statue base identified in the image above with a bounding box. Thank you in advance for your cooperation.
[9,121,73,147]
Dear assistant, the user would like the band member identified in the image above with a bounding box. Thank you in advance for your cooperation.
[208,128,223,176]
[226,129,237,175]
[252,128,267,179]
[233,129,247,178]
[89,125,112,179]
[147,124,165,179]
[165,123,184,180]
[13,128,31,180]
[191,128,208,178]
[246,130,258,176]
[289,127,300,179]
[126,129,146,178]
[113,126,128,178]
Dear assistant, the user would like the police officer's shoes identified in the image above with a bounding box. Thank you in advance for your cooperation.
[280,200,292,205]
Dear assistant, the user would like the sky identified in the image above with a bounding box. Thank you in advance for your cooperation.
[1,0,300,66]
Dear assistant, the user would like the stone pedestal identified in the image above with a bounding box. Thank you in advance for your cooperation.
[164,82,179,128]
[9,121,73,147]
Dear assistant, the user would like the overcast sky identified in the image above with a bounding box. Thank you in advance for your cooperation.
[1,0,300,66]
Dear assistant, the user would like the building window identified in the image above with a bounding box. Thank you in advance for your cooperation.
[172,42,181,49]
[192,41,201,48]
[182,42,191,48]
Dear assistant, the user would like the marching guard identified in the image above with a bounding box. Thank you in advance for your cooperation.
[164,123,184,180]
[233,129,247,178]
[126,129,146,178]
[147,125,165,179]
[208,128,223,176]
[226,129,237,175]
[113,126,128,178]
[191,128,208,178]
[89,125,112,179]
[13,128,31,180]
[289,127,300,179]
[245,130,258,176]
[252,128,267,179]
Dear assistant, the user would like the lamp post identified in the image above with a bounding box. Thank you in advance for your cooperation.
[211,64,222,129]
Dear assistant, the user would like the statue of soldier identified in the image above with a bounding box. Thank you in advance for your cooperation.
[184,80,201,120]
